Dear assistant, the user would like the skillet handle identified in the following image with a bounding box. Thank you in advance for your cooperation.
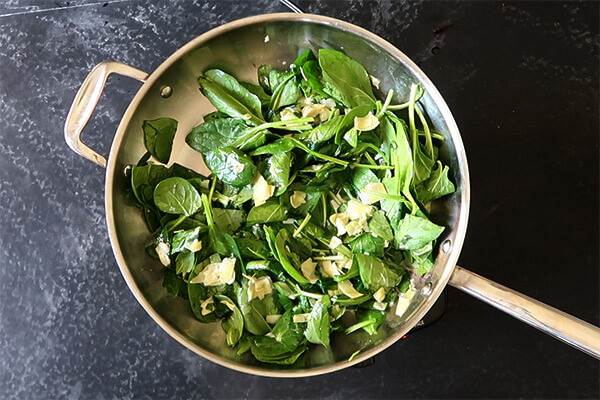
[449,266,600,359]
[64,61,147,168]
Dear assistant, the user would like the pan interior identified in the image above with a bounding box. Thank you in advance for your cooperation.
[106,14,468,375]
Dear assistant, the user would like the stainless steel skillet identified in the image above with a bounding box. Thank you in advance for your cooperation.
[64,13,600,376]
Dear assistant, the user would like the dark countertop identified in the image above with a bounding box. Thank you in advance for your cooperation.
[0,1,598,398]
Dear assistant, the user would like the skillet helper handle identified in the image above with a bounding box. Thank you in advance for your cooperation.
[449,266,600,359]
[64,61,147,168]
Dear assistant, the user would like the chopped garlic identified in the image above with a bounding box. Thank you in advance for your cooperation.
[266,314,282,325]
[252,174,275,206]
[200,297,214,316]
[373,287,386,302]
[290,190,307,208]
[320,98,337,109]
[360,182,388,204]
[336,257,353,270]
[293,313,311,323]
[264,34,270,43]
[302,103,327,118]
[395,286,417,317]
[338,280,363,298]
[280,108,299,121]
[345,217,369,236]
[370,75,381,89]
[346,199,374,220]
[319,260,340,278]
[248,276,273,301]
[220,299,236,311]
[300,96,314,106]
[354,111,380,131]
[190,256,236,286]
[329,236,343,249]
[300,258,318,284]
[186,239,203,253]
[373,301,387,311]
[241,113,253,121]
[329,212,350,236]
[156,242,171,266]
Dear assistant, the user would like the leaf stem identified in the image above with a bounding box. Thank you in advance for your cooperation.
[345,318,378,334]
[245,117,315,136]
[167,215,187,232]
[377,89,394,118]
[351,163,394,170]
[362,189,404,201]
[208,175,217,203]
[293,214,312,238]
[387,85,424,110]
[289,138,349,167]
[415,105,434,158]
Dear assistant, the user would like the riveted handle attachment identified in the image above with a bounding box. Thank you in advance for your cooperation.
[64,61,147,167]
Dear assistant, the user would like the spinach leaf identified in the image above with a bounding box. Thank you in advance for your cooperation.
[343,127,359,147]
[163,269,188,299]
[250,310,307,365]
[171,226,202,253]
[334,105,374,144]
[246,199,287,225]
[355,253,402,292]
[214,232,241,259]
[368,210,394,241]
[188,284,219,323]
[234,237,271,260]
[273,229,310,284]
[300,60,328,96]
[415,161,455,204]
[355,308,386,335]
[215,294,244,347]
[186,118,248,154]
[257,64,272,92]
[199,77,264,126]
[250,138,296,155]
[348,233,385,258]
[204,147,257,187]
[240,81,271,106]
[250,336,307,365]
[394,214,444,250]
[318,49,376,108]
[293,49,315,73]
[262,152,292,194]
[236,280,271,335]
[305,295,331,347]
[153,177,202,216]
[268,69,301,111]
[204,69,263,118]
[131,164,171,206]
[385,114,419,212]
[142,117,177,164]
[202,111,229,122]
[175,250,195,275]
[413,142,436,183]
[351,167,379,195]
[408,243,435,275]
[212,208,245,235]
[296,115,343,144]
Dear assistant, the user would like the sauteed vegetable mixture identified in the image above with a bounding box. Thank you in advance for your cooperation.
[127,49,455,364]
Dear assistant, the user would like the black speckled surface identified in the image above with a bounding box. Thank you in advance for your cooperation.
[0,1,598,398]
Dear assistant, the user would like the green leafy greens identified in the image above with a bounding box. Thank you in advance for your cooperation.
[127,48,455,366]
